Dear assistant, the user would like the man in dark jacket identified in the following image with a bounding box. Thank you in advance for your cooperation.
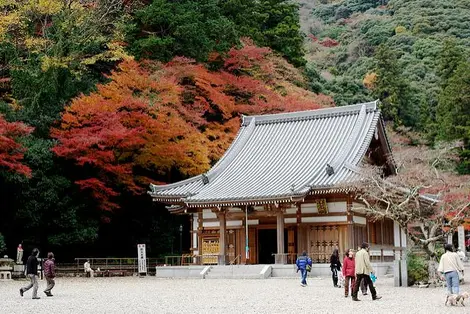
[43,252,56,296]
[296,251,312,287]
[20,248,40,299]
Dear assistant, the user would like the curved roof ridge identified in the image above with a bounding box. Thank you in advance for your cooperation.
[351,111,381,166]
[149,175,202,192]
[328,104,367,172]
[206,117,256,181]
[294,104,378,193]
[242,101,377,126]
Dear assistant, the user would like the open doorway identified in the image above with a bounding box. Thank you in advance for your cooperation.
[258,229,277,264]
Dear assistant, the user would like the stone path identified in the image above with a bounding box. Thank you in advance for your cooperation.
[1,272,469,313]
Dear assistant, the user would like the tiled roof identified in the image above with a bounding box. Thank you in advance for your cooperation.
[149,101,392,207]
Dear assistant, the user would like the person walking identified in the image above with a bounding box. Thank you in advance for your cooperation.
[20,248,40,299]
[351,242,381,301]
[43,252,56,297]
[438,244,465,295]
[296,251,312,287]
[342,249,356,297]
[330,248,342,287]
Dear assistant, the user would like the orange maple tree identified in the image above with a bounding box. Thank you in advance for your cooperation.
[52,41,333,210]
[0,115,33,177]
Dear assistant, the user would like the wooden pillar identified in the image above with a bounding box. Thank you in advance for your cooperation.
[347,194,354,250]
[189,215,194,252]
[218,209,227,265]
[197,211,203,265]
[381,220,384,245]
[296,203,303,258]
[241,215,247,265]
[276,210,285,263]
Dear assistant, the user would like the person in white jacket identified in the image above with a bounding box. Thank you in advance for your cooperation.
[438,244,465,295]
[84,259,94,278]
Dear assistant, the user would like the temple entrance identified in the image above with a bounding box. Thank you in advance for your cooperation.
[257,228,290,264]
[258,229,277,264]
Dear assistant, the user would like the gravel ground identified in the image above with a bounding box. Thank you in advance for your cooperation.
[1,271,469,314]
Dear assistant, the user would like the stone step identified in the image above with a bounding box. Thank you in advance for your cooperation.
[204,265,270,279]
[205,274,263,279]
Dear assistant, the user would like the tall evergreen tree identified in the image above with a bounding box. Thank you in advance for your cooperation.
[437,39,465,90]
[436,61,470,174]
[372,44,415,126]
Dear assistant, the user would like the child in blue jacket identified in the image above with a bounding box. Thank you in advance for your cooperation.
[296,251,313,286]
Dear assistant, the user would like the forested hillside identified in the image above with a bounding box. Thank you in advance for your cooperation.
[0,0,328,259]
[0,0,468,260]
[298,0,470,173]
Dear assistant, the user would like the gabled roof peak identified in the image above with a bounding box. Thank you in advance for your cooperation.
[241,101,378,126]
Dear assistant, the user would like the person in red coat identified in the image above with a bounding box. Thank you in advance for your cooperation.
[343,249,357,297]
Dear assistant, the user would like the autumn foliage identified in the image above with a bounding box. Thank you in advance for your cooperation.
[0,115,33,177]
[52,41,333,210]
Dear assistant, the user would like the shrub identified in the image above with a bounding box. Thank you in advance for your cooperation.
[335,6,352,20]
[395,25,406,34]
[407,251,428,286]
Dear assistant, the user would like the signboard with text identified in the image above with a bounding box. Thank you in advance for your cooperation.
[137,244,147,275]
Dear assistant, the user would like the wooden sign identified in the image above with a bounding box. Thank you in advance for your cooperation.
[137,244,147,275]
[317,199,328,214]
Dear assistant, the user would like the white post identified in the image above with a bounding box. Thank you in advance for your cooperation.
[458,226,466,255]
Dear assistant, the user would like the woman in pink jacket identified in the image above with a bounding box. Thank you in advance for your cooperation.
[343,249,356,297]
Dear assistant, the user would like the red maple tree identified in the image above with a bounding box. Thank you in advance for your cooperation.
[52,41,333,210]
[0,115,33,177]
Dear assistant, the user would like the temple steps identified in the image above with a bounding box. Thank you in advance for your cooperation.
[204,265,271,279]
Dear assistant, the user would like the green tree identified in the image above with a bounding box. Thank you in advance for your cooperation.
[0,233,5,254]
[253,0,305,66]
[0,136,99,259]
[1,0,129,135]
[437,39,465,89]
[127,0,306,66]
[126,0,238,62]
[436,61,470,174]
[372,44,415,126]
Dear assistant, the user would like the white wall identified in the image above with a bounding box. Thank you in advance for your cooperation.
[353,216,367,225]
[301,216,347,223]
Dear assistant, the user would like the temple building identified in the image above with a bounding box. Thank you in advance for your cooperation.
[149,101,406,265]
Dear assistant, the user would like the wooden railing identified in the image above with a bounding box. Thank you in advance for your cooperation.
[163,254,234,265]
[56,257,166,276]
[368,246,404,262]
[229,255,241,265]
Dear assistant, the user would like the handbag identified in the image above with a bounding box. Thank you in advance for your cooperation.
[458,270,464,280]
[306,264,312,272]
